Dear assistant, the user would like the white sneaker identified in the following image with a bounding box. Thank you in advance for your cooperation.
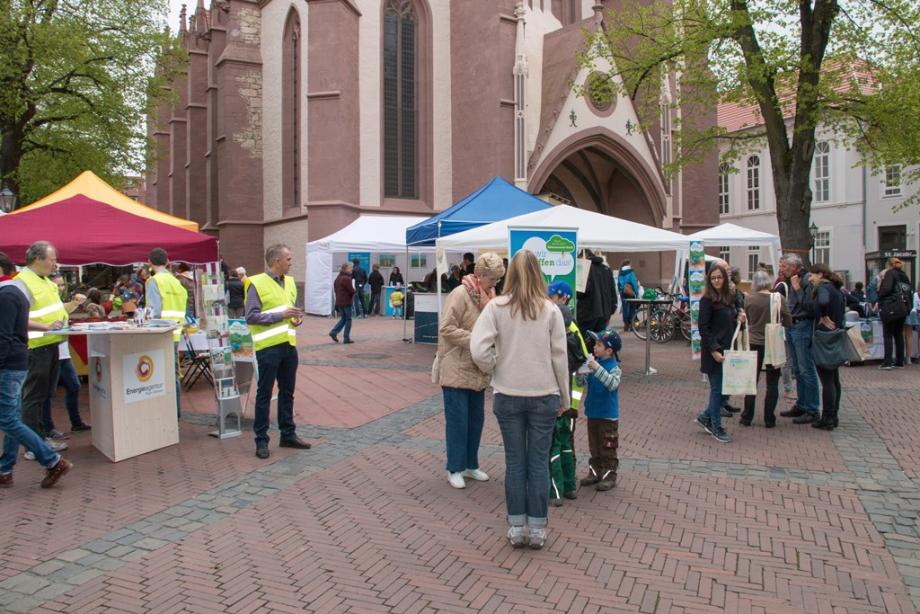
[508,526,527,548]
[24,451,35,460]
[784,389,796,399]
[462,468,489,482]
[45,429,70,440]
[44,438,68,452]
[447,472,466,489]
[528,527,547,550]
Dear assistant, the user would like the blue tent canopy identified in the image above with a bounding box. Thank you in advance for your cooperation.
[405,176,553,246]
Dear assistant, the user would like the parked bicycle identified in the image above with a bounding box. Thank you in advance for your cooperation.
[631,290,692,344]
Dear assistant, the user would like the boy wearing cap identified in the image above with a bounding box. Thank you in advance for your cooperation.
[576,328,622,492]
[547,281,588,505]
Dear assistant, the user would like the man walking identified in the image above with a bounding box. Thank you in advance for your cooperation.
[780,254,820,424]
[11,242,72,455]
[351,258,368,318]
[246,244,310,459]
[146,248,188,417]
[0,251,73,488]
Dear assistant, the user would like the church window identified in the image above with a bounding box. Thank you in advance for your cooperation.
[384,0,417,199]
[282,11,301,209]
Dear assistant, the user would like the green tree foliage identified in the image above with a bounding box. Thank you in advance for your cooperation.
[578,0,920,259]
[0,0,185,205]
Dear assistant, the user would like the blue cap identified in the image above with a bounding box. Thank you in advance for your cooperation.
[547,280,573,301]
[588,328,622,353]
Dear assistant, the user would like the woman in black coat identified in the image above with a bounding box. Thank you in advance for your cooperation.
[877,257,912,369]
[809,263,846,430]
[388,266,404,287]
[694,264,744,443]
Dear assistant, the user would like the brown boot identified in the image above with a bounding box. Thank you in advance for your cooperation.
[0,472,12,488]
[41,458,72,489]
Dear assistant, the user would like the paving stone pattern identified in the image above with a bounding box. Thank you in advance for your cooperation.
[0,316,918,613]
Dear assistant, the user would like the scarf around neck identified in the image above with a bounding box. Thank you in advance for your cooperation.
[462,275,492,311]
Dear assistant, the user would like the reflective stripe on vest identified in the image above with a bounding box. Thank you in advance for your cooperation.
[18,268,69,349]
[247,274,297,351]
[147,272,188,342]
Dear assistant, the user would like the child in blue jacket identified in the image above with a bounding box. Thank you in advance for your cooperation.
[576,328,622,491]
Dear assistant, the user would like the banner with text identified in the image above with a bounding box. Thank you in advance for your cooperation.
[509,227,578,309]
[688,240,706,360]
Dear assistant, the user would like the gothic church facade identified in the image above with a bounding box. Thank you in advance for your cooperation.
[146,0,718,284]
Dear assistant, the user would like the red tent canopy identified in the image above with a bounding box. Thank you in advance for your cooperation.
[0,195,218,265]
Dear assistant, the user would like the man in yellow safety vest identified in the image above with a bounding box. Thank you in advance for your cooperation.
[12,242,84,454]
[245,244,309,459]
[146,248,188,417]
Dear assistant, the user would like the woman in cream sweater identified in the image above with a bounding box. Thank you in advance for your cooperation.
[471,250,569,550]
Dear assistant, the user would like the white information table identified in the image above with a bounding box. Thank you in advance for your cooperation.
[60,325,179,462]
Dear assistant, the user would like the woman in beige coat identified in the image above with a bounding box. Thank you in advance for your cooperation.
[438,252,505,490]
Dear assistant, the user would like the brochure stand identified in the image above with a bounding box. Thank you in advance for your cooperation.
[197,263,244,439]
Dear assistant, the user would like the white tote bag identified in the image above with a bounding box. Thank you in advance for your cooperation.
[763,293,787,367]
[722,322,758,396]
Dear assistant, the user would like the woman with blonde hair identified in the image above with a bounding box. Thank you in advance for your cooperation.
[470,250,569,550]
[438,252,505,490]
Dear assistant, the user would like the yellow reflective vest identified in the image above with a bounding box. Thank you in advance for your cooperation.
[17,268,69,349]
[146,271,188,342]
[246,273,297,351]
[569,321,588,411]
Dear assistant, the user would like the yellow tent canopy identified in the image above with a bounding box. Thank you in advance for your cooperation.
[11,170,198,232]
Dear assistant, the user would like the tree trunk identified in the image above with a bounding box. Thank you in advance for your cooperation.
[773,151,815,269]
[0,123,24,200]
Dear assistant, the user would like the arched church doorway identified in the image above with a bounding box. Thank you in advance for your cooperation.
[528,127,667,229]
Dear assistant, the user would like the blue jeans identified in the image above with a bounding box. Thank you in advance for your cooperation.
[369,291,381,315]
[42,358,85,432]
[0,370,60,472]
[353,286,366,316]
[330,305,353,340]
[253,343,299,446]
[492,393,558,529]
[442,387,485,473]
[704,368,728,431]
[786,321,820,414]
[622,300,637,328]
[393,305,403,317]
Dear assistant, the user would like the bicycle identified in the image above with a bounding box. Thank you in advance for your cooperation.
[631,291,692,343]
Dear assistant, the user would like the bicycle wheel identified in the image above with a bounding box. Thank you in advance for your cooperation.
[649,309,676,344]
[631,306,649,340]
[678,311,693,341]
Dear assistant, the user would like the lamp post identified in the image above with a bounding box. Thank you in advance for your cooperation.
[0,184,17,214]
[809,221,819,264]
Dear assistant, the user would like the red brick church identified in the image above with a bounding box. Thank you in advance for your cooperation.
[146,0,718,284]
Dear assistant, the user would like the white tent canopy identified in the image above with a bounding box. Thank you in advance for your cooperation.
[676,223,782,283]
[435,205,691,251]
[305,215,428,316]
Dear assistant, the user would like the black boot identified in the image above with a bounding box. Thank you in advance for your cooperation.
[811,414,837,430]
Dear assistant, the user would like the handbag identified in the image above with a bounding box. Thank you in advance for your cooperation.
[812,327,848,370]
[721,322,758,396]
[622,284,636,298]
[431,346,459,384]
[763,293,786,367]
[845,324,871,362]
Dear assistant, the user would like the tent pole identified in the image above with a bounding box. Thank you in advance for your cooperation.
[403,243,410,342]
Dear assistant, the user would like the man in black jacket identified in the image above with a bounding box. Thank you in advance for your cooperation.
[368,264,385,316]
[351,258,368,318]
[576,250,618,344]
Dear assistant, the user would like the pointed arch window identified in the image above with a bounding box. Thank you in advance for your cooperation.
[383,0,417,199]
[282,11,301,209]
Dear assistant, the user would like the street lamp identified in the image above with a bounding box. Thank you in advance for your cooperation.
[809,221,819,263]
[0,184,17,213]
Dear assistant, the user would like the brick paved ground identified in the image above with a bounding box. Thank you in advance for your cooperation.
[1,314,919,613]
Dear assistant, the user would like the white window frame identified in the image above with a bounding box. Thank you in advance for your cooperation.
[718,164,730,215]
[884,165,902,198]
[719,245,731,265]
[747,245,760,279]
[813,229,831,265]
[746,156,761,211]
[813,142,830,203]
